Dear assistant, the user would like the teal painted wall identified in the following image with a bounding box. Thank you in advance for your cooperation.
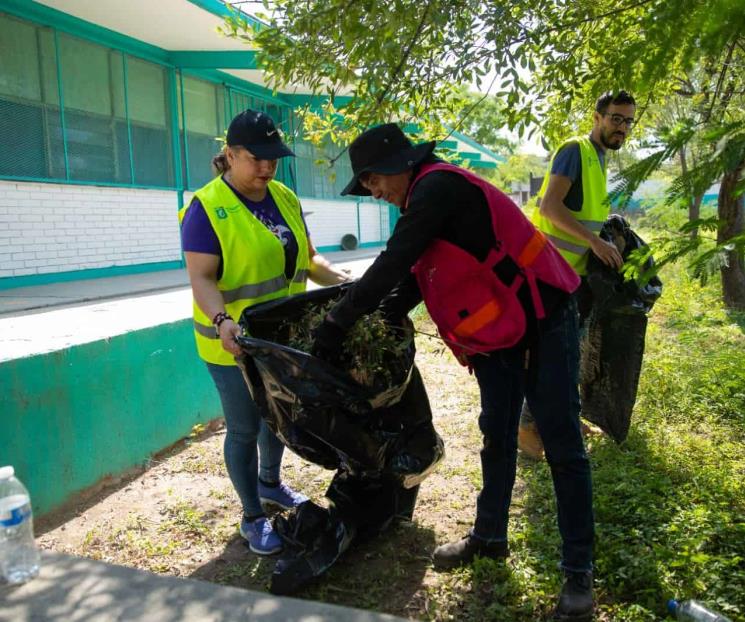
[0,320,221,516]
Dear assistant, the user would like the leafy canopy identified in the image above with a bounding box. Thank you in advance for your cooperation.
[223,0,745,145]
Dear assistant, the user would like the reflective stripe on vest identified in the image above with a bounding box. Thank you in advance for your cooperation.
[531,136,609,275]
[179,176,310,365]
[454,300,501,338]
[544,233,589,256]
[516,229,548,268]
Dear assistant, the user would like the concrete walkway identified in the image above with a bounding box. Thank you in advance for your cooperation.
[0,247,381,362]
[0,552,409,622]
[0,247,382,317]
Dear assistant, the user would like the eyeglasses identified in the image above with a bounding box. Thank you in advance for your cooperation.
[603,113,636,129]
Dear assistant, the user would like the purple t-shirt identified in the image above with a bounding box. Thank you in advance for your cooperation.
[181,177,307,280]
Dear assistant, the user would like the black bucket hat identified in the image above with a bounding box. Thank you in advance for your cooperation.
[341,123,436,196]
[226,109,295,159]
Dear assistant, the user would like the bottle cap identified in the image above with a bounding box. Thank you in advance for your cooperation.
[667,600,679,615]
[0,466,14,480]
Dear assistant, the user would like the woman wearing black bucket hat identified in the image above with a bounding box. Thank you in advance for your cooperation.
[311,123,596,621]
[179,109,350,557]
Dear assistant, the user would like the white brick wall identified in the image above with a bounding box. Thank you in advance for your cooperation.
[300,197,390,248]
[0,180,182,278]
[359,202,389,244]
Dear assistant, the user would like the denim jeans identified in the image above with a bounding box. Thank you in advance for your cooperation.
[470,298,594,572]
[521,280,593,427]
[206,362,285,517]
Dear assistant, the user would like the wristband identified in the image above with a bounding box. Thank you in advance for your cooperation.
[212,311,233,337]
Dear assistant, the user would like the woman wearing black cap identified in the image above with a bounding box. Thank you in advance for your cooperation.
[311,124,595,621]
[179,109,350,556]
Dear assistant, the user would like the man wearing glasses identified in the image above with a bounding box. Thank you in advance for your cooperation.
[519,90,636,459]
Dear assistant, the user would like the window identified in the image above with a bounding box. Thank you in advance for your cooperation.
[0,14,64,179]
[127,58,174,187]
[180,76,225,189]
[0,12,174,187]
[294,137,355,200]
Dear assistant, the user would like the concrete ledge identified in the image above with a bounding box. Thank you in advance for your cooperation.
[0,552,410,622]
[1,319,219,516]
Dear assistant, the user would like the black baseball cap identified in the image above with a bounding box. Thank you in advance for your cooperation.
[226,109,295,159]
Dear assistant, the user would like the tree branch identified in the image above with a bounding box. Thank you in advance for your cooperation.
[706,38,737,122]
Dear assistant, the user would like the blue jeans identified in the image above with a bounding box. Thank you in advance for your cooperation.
[520,280,593,427]
[470,298,594,572]
[206,362,285,517]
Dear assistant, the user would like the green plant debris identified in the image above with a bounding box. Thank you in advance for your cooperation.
[284,301,413,388]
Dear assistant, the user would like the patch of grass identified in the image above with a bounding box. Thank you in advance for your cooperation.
[485,265,745,621]
[170,442,224,475]
[160,500,234,545]
[79,513,179,573]
[214,558,265,586]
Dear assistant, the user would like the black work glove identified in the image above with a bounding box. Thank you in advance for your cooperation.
[380,305,406,328]
[379,275,421,329]
[311,317,347,364]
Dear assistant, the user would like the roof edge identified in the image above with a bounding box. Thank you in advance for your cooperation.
[185,0,266,30]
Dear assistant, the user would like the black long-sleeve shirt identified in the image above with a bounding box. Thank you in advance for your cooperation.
[331,160,567,344]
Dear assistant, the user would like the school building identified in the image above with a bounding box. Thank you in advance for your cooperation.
[0,0,504,291]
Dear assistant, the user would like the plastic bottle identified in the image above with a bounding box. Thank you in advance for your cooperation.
[667,599,732,622]
[0,466,40,584]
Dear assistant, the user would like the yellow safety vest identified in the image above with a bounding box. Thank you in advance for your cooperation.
[178,176,310,366]
[531,136,608,275]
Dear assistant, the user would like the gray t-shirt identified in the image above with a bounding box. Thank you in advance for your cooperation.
[550,137,605,212]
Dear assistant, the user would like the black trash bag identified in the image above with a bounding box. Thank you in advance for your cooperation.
[580,215,663,442]
[263,371,436,595]
[270,473,420,595]
[270,500,356,596]
[235,284,444,595]
[236,283,444,482]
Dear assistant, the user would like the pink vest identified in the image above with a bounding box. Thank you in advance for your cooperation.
[409,163,579,363]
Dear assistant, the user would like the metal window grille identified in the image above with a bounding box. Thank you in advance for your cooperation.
[0,12,174,188]
[292,134,355,200]
[180,74,226,190]
[0,11,355,203]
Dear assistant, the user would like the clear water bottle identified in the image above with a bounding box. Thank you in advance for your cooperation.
[668,599,732,622]
[0,466,40,584]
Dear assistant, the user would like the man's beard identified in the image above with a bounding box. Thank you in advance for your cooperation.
[600,128,626,151]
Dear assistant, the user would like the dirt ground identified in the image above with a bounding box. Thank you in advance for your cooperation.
[37,325,530,620]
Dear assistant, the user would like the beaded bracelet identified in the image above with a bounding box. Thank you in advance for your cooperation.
[212,311,233,336]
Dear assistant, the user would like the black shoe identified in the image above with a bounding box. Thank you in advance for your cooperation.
[432,535,508,569]
[553,570,594,621]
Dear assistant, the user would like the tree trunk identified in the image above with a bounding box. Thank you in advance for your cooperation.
[679,147,704,237]
[717,161,745,309]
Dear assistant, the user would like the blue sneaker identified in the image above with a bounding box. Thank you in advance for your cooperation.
[239,516,282,555]
[258,481,309,511]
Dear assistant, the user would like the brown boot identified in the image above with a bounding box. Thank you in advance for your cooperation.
[518,420,545,460]
[432,535,508,570]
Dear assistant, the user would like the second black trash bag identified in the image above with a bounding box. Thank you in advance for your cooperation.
[580,215,663,442]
